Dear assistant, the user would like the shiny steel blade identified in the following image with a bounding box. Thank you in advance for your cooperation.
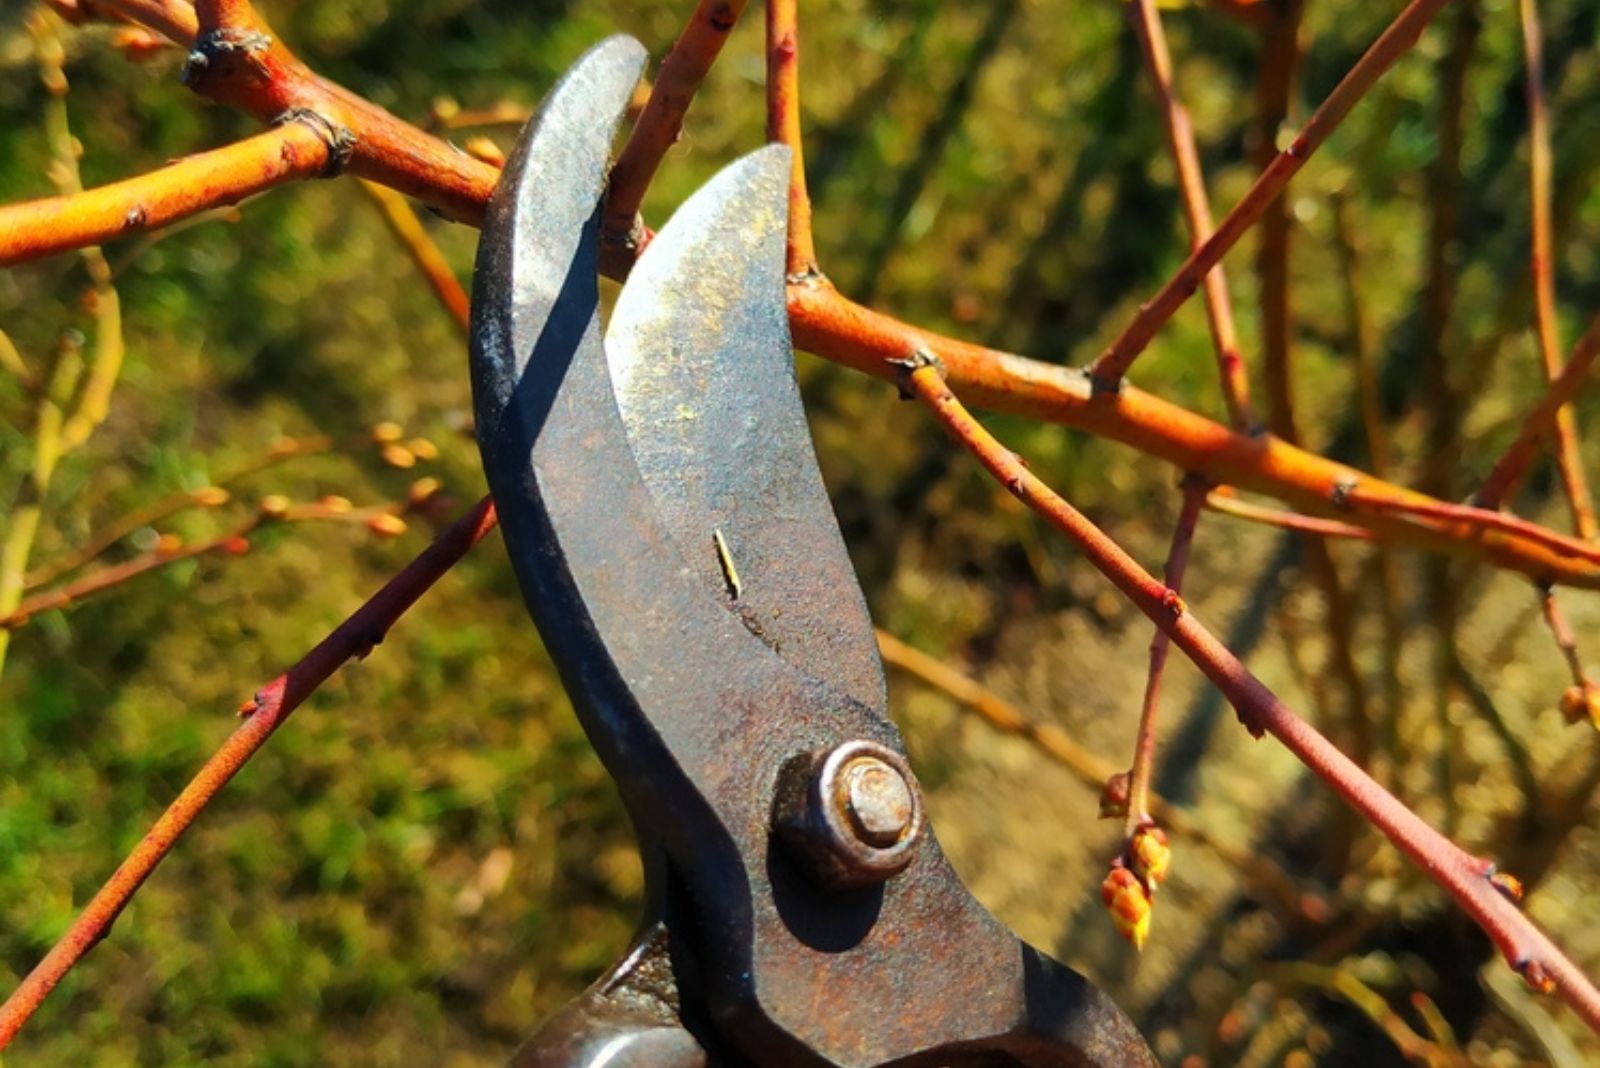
[605,146,887,714]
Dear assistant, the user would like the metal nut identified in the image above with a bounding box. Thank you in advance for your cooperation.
[772,739,924,891]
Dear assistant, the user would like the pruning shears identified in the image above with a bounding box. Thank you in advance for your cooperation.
[468,35,1156,1068]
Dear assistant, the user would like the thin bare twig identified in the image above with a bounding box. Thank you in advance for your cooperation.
[1476,315,1600,518]
[1088,0,1453,391]
[766,0,818,279]
[1125,475,1206,834]
[1125,0,1258,432]
[1204,488,1373,540]
[359,181,470,332]
[1513,0,1595,537]
[605,0,749,248]
[900,357,1600,1027]
[874,627,1323,922]
[0,497,497,1050]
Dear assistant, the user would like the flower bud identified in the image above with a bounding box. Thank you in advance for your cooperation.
[1488,869,1523,904]
[318,495,353,515]
[464,137,506,167]
[192,486,230,508]
[366,513,408,538]
[259,494,291,519]
[405,436,439,461]
[1559,682,1600,730]
[155,533,184,555]
[1101,866,1152,951]
[1130,826,1171,891]
[371,421,404,444]
[381,443,417,469]
[408,477,443,506]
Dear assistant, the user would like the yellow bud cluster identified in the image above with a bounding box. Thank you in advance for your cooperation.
[1559,683,1600,730]
[1129,826,1171,890]
[1100,867,1151,951]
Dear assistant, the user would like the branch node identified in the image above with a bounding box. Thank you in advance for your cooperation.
[273,108,355,177]
[1329,475,1358,510]
[181,28,272,88]
[785,265,828,287]
[1088,369,1124,399]
[601,213,645,254]
[887,346,944,399]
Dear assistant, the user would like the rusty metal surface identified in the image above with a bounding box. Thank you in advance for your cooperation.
[470,35,1156,1068]
[605,147,885,715]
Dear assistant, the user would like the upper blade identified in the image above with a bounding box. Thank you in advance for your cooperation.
[605,146,887,714]
[470,34,646,466]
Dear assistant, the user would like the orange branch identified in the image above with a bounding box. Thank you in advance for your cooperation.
[1088,0,1452,391]
[0,123,329,268]
[1511,0,1595,537]
[1253,0,1305,442]
[359,181,470,332]
[1126,0,1259,432]
[0,496,496,1051]
[605,0,749,248]
[788,284,1600,588]
[95,0,198,43]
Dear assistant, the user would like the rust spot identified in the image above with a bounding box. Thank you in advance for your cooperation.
[709,2,737,31]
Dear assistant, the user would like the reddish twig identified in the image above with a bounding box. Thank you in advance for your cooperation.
[0,123,332,268]
[604,0,749,248]
[899,356,1600,1029]
[3,492,426,631]
[1539,586,1600,730]
[1347,486,1600,569]
[1514,0,1595,538]
[1088,0,1452,391]
[24,435,329,588]
[0,496,497,1050]
[766,0,818,279]
[1476,316,1600,520]
[1125,0,1258,432]
[1204,488,1374,540]
[1124,475,1206,835]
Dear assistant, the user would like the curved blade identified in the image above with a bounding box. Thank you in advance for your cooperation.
[470,34,646,465]
[605,146,886,714]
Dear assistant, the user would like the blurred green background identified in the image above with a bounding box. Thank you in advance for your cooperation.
[4,0,1600,1063]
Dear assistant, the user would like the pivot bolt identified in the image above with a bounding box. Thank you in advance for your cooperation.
[838,756,914,847]
[772,739,924,891]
